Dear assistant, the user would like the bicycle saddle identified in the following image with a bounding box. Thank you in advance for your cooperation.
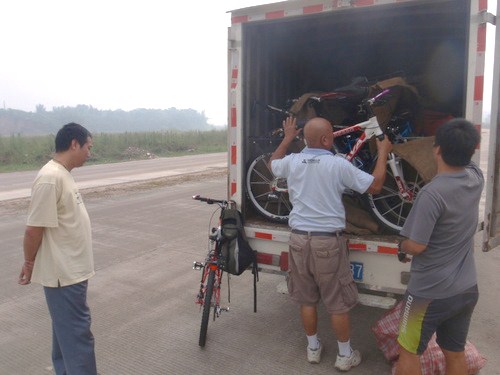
[316,76,369,102]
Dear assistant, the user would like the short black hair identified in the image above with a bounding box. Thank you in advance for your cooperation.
[434,118,480,167]
[55,123,92,153]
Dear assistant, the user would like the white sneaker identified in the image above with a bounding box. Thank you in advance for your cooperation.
[307,340,322,364]
[334,349,361,371]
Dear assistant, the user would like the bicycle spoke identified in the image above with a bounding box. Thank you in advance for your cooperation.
[254,191,272,200]
[377,200,403,217]
[372,191,400,201]
[260,158,274,175]
[277,199,283,215]
[250,180,273,186]
[281,197,292,211]
[252,168,273,184]
[276,197,292,215]
[395,203,406,226]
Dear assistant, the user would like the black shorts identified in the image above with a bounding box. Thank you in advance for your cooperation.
[397,284,479,354]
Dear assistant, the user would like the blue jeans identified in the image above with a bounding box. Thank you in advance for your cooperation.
[44,280,97,375]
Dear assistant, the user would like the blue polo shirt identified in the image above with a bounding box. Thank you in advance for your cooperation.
[271,148,373,232]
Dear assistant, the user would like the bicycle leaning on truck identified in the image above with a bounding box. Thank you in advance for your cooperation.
[192,195,232,347]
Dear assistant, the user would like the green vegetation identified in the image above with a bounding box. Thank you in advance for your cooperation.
[0,105,219,136]
[0,130,227,173]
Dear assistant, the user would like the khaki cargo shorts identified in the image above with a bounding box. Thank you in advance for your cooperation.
[287,232,358,314]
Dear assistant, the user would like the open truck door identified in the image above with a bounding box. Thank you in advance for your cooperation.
[483,2,500,252]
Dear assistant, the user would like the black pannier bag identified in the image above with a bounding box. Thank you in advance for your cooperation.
[220,207,259,312]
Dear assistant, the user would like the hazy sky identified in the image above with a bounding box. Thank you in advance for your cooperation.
[1,1,497,126]
[0,1,270,126]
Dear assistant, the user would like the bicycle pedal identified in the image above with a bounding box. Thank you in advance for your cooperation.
[193,261,204,270]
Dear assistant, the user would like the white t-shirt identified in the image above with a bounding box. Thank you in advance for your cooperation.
[271,148,373,232]
[27,160,94,287]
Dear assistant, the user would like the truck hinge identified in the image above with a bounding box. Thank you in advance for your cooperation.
[479,10,496,26]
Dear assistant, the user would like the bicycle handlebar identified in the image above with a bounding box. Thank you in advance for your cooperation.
[367,88,391,105]
[192,195,229,205]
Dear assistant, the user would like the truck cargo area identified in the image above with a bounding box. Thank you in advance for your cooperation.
[241,0,470,222]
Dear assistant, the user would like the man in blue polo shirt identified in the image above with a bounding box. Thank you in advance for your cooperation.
[270,116,392,371]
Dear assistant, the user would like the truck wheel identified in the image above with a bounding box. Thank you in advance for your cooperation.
[365,155,425,234]
[246,153,290,223]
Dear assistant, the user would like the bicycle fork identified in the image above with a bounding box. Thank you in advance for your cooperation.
[193,264,229,316]
[387,153,414,202]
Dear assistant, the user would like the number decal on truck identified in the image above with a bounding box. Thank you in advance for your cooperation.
[350,262,364,281]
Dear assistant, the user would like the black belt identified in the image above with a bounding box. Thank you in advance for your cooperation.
[291,229,343,237]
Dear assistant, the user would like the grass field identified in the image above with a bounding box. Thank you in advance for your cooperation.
[0,129,227,172]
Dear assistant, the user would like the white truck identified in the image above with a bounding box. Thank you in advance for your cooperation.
[226,0,500,303]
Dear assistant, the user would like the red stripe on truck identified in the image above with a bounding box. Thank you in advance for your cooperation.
[477,24,486,52]
[231,145,237,165]
[280,251,289,271]
[349,243,367,251]
[256,252,274,265]
[479,0,488,11]
[255,231,273,240]
[354,0,375,6]
[232,15,249,24]
[378,246,398,255]
[303,5,323,14]
[266,10,285,19]
[231,106,237,127]
[474,76,484,101]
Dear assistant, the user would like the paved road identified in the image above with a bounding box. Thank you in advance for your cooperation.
[0,135,497,374]
[1,182,499,374]
[0,152,227,201]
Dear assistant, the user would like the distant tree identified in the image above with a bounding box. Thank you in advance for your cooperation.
[0,105,217,135]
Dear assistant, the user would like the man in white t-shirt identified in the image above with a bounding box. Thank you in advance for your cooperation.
[270,116,391,371]
[18,123,97,375]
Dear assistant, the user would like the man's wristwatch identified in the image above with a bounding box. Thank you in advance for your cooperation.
[397,240,407,262]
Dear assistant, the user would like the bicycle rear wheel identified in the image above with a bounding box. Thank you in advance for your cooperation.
[199,268,215,347]
[246,153,291,222]
[365,155,425,234]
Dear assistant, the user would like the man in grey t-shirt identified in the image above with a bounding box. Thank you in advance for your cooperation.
[395,119,483,375]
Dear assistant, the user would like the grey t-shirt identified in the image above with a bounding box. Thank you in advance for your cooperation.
[400,162,484,298]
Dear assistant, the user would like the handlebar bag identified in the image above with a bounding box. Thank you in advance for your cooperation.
[221,208,257,276]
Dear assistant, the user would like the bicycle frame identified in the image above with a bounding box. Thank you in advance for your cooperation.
[195,228,223,315]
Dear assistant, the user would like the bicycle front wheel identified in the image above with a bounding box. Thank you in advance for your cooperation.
[246,153,291,222]
[365,155,425,234]
[199,268,215,347]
